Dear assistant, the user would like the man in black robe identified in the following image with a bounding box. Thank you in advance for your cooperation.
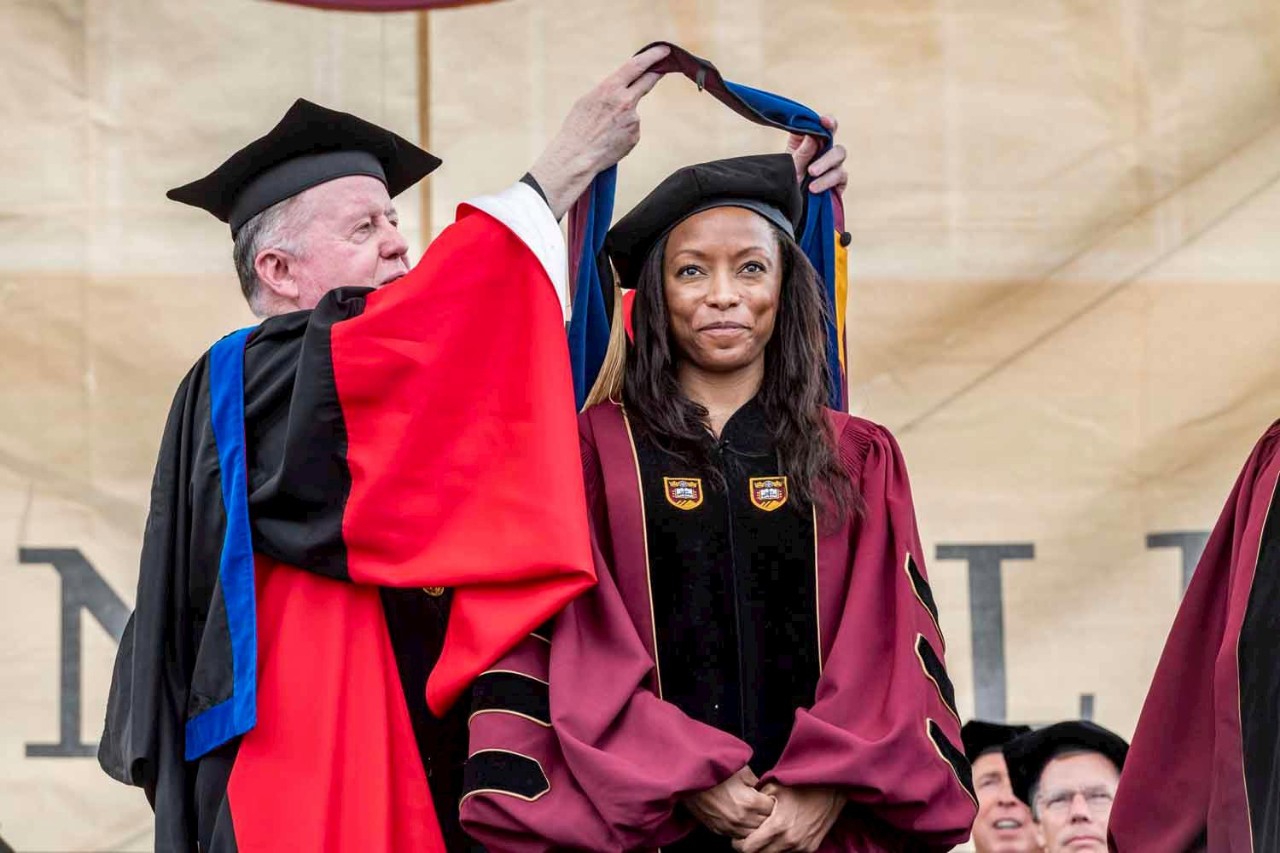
[98,46,672,852]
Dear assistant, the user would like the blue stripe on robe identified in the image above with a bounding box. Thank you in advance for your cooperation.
[566,167,617,410]
[184,326,260,760]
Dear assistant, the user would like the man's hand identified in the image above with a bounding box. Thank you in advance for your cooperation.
[732,783,844,853]
[528,45,670,219]
[683,765,776,840]
[786,115,847,197]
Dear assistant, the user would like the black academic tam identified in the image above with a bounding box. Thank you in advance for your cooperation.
[1002,720,1129,807]
[604,153,803,292]
[167,98,440,235]
[961,719,1032,764]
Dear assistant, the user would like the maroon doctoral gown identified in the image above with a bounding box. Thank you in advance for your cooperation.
[460,400,977,851]
[1110,421,1280,852]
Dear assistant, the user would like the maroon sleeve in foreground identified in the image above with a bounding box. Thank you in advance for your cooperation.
[548,534,753,849]
[1109,423,1280,852]
[764,418,977,850]
[459,634,614,853]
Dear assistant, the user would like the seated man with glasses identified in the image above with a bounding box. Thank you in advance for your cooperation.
[1002,721,1129,853]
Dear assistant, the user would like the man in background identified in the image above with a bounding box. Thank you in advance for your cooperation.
[962,720,1039,853]
[1003,721,1128,853]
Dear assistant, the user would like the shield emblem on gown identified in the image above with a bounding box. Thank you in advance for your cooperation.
[663,477,704,510]
[749,477,788,511]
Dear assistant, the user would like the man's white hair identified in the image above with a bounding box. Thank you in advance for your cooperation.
[231,193,308,316]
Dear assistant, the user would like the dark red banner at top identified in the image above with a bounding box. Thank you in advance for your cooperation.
[270,0,503,11]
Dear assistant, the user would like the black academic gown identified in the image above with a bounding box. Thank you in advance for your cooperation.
[100,312,475,850]
[98,201,594,852]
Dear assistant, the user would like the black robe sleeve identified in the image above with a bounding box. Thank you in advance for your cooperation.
[99,364,210,851]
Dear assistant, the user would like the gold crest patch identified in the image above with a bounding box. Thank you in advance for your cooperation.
[749,477,788,511]
[663,477,704,511]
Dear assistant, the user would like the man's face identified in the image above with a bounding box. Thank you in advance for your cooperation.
[277,175,410,310]
[970,752,1038,853]
[1033,752,1120,852]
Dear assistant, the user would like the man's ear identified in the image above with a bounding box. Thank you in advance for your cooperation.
[254,248,299,303]
[1034,818,1046,849]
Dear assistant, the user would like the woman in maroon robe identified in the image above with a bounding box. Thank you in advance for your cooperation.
[460,154,977,852]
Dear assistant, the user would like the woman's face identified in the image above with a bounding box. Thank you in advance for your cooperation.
[662,206,783,375]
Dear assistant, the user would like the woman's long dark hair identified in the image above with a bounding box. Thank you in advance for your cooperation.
[622,228,857,520]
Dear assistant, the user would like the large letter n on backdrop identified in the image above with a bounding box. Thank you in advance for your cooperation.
[19,548,128,758]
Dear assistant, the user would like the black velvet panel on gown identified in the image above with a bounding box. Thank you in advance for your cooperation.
[633,399,821,852]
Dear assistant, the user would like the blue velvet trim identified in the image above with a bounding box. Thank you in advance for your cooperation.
[567,165,617,409]
[726,80,844,410]
[185,326,259,760]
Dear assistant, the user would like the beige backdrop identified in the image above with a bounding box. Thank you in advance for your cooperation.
[3,0,1280,849]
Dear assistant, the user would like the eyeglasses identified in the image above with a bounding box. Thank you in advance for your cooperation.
[1035,786,1115,816]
